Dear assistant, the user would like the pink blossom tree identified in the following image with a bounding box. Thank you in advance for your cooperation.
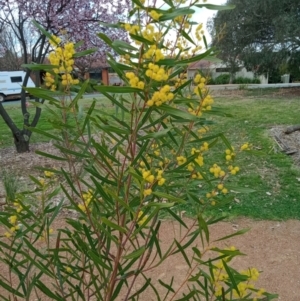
[0,0,130,153]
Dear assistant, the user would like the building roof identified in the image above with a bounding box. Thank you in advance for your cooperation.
[188,60,213,70]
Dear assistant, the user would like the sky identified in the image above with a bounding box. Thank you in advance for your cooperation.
[156,0,228,44]
[191,0,227,43]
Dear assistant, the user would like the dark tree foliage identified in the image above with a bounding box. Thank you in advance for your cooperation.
[209,0,300,80]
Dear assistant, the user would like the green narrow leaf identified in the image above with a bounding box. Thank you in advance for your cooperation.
[129,33,156,45]
[87,250,112,270]
[94,85,142,93]
[195,4,235,10]
[70,79,89,107]
[35,150,68,161]
[158,7,195,21]
[197,214,209,244]
[166,208,187,228]
[174,240,191,268]
[36,280,62,300]
[99,21,122,29]
[137,128,171,141]
[173,289,196,301]
[177,48,214,65]
[97,33,113,46]
[101,217,127,233]
[129,278,151,299]
[158,278,175,293]
[221,260,239,294]
[25,87,64,102]
[29,127,63,142]
[32,20,55,44]
[226,186,256,193]
[123,246,146,259]
[0,278,24,297]
[180,29,196,46]
[159,105,200,121]
[214,228,250,242]
[73,48,97,58]
[112,40,138,51]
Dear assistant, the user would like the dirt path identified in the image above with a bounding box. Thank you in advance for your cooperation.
[0,217,299,300]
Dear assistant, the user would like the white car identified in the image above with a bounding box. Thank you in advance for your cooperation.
[0,71,35,102]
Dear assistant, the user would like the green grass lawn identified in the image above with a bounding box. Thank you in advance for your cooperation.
[0,96,115,148]
[1,90,300,220]
[204,91,300,220]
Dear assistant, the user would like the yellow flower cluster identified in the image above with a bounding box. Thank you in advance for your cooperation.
[123,23,140,35]
[198,126,209,136]
[142,169,155,183]
[156,169,166,186]
[149,10,162,21]
[144,188,152,197]
[45,36,79,90]
[191,45,203,55]
[49,35,61,47]
[195,23,204,41]
[13,199,23,213]
[190,145,207,167]
[143,46,165,62]
[78,190,93,213]
[225,148,235,161]
[4,215,20,238]
[217,183,228,194]
[65,266,73,273]
[158,157,170,167]
[189,96,213,115]
[186,161,203,179]
[44,170,54,178]
[213,259,265,299]
[125,72,145,89]
[228,165,240,175]
[151,143,160,156]
[142,169,166,186]
[176,38,188,51]
[241,142,251,150]
[174,15,190,29]
[209,164,226,178]
[145,63,168,81]
[147,85,174,107]
[201,94,214,110]
[142,24,162,42]
[212,246,265,301]
[44,72,55,89]
[233,268,263,299]
[194,74,206,85]
[176,155,187,166]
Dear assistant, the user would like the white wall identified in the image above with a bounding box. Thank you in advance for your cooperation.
[188,65,269,84]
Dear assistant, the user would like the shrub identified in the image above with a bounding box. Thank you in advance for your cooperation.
[214,74,231,84]
[233,77,261,84]
[0,2,277,301]
[251,78,261,84]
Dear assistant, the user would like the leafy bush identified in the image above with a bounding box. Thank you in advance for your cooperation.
[233,77,261,84]
[0,2,277,301]
[214,74,231,84]
[251,78,261,84]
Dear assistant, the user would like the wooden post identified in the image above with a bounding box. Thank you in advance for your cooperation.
[102,68,109,85]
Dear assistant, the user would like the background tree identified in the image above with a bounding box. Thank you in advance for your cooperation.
[208,0,300,81]
[0,0,130,153]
